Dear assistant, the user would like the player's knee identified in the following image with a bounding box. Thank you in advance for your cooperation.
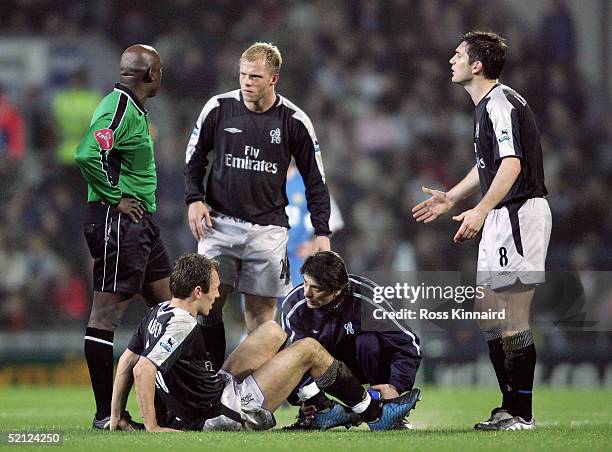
[257,321,287,344]
[89,304,126,330]
[292,337,324,361]
[87,317,119,331]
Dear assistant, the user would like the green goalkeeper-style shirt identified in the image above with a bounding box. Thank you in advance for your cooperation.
[75,83,157,213]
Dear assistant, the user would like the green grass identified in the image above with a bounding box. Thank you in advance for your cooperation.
[0,386,610,451]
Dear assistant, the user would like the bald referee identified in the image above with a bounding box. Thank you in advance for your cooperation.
[75,45,172,430]
[412,31,551,431]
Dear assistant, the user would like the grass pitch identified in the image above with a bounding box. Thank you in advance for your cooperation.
[0,386,610,451]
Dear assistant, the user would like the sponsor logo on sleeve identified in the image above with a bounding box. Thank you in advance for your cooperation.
[159,336,176,353]
[498,128,511,143]
[94,129,114,151]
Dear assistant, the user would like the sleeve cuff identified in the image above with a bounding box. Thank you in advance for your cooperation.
[185,195,205,205]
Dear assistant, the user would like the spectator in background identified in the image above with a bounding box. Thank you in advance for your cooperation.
[539,0,576,66]
[51,260,88,323]
[51,70,101,165]
[0,84,25,161]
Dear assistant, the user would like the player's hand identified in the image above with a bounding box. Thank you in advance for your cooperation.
[312,235,331,252]
[188,201,212,241]
[110,414,134,431]
[452,207,487,243]
[116,198,144,223]
[412,186,454,223]
[147,425,182,433]
[300,403,318,420]
[370,384,400,400]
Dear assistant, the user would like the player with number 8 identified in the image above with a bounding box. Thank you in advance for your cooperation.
[411,31,551,431]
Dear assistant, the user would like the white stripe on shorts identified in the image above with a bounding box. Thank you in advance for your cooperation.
[113,212,121,291]
[101,206,111,291]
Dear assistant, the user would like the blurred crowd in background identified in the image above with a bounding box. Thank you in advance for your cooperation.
[0,0,610,357]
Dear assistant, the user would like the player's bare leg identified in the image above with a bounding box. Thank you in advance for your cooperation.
[222,321,287,381]
[254,338,343,411]
[141,277,171,307]
[251,337,384,428]
[88,291,132,330]
[496,286,534,337]
[86,291,132,428]
[254,337,422,431]
[243,294,277,332]
[475,287,501,332]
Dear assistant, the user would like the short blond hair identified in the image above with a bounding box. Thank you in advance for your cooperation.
[240,42,282,74]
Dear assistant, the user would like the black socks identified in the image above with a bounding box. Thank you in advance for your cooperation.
[483,327,511,410]
[314,360,381,422]
[84,327,114,420]
[503,330,536,420]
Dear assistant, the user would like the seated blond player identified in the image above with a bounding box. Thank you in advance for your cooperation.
[109,253,416,431]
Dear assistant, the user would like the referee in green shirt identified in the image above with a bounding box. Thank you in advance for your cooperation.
[74,45,171,430]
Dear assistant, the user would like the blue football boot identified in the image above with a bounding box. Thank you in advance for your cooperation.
[368,388,421,431]
[310,402,362,431]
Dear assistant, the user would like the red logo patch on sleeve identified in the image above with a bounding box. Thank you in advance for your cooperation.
[94,129,114,151]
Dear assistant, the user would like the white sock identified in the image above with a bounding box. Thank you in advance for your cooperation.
[351,390,372,414]
[297,381,321,402]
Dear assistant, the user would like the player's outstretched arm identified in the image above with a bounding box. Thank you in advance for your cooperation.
[110,349,140,431]
[187,201,212,241]
[133,357,180,432]
[412,165,480,223]
[412,186,455,223]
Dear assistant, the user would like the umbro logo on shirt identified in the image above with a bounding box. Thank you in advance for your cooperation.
[224,127,242,133]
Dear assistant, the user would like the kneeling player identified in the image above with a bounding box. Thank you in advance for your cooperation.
[109,253,413,431]
[281,251,422,430]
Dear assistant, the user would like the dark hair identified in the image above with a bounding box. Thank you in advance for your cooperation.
[460,31,507,80]
[300,251,349,293]
[169,253,219,299]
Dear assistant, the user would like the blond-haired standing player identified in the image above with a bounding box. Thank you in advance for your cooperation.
[412,31,551,431]
[184,43,331,371]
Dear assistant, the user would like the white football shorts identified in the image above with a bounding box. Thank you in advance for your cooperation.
[198,212,291,298]
[476,197,552,290]
[202,370,275,431]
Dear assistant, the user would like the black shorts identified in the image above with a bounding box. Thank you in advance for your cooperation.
[83,203,171,294]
